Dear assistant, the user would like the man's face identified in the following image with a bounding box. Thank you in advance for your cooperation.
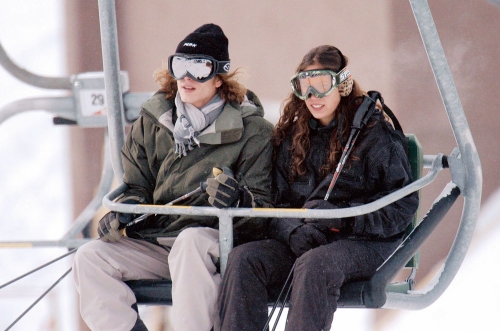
[177,75,222,108]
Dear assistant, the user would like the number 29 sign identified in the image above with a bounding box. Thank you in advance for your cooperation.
[80,89,107,117]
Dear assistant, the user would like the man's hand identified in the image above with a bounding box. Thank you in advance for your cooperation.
[289,224,327,257]
[206,167,240,208]
[97,199,138,242]
[97,212,126,243]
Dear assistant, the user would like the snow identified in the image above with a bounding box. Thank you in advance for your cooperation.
[1,1,498,330]
[0,0,76,330]
[380,188,500,330]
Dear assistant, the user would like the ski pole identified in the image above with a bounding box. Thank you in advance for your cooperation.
[125,167,222,227]
[125,184,207,226]
[324,96,377,201]
[4,267,72,331]
[271,277,294,331]
[0,247,77,289]
[0,166,225,328]
[263,261,296,331]
[323,132,358,201]
[1,166,223,288]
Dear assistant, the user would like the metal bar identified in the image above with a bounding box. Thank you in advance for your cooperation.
[0,97,75,125]
[0,92,153,129]
[0,41,72,90]
[103,154,445,220]
[423,155,436,168]
[369,184,460,308]
[123,92,153,122]
[4,268,72,331]
[218,211,233,276]
[0,250,77,289]
[61,133,114,240]
[98,0,125,181]
[0,239,91,249]
[381,0,483,310]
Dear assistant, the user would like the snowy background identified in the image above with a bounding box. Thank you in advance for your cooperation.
[0,0,75,330]
[0,1,498,330]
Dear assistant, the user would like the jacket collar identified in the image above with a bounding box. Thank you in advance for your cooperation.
[309,117,338,132]
[140,90,264,145]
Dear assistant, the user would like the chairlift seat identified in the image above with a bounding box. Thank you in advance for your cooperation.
[126,134,424,308]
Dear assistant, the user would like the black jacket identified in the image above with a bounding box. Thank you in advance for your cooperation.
[269,110,419,259]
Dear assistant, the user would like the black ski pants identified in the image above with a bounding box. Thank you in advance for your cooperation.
[217,239,384,331]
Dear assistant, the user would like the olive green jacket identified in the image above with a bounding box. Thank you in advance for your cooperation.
[120,90,274,244]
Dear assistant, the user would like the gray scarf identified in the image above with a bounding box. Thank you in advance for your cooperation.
[173,92,225,157]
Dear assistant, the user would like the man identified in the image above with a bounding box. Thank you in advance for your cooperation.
[73,23,273,331]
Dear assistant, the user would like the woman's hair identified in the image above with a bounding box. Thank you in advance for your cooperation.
[274,45,366,181]
[153,66,247,104]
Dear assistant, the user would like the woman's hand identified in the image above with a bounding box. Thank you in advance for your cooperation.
[289,224,327,257]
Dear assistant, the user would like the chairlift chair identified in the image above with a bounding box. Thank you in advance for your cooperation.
[102,0,481,311]
[0,0,482,326]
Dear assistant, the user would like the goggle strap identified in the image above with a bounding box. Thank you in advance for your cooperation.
[336,67,351,85]
[216,61,231,74]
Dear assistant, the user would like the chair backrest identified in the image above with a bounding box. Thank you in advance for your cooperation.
[405,134,423,268]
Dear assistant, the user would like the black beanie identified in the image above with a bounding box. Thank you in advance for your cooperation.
[175,23,229,61]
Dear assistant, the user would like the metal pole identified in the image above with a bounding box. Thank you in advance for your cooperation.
[0,250,77,289]
[61,134,115,240]
[0,97,75,126]
[97,0,125,181]
[0,41,72,90]
[4,268,73,330]
[218,210,233,276]
[383,0,483,310]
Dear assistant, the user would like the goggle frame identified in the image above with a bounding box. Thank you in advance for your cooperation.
[291,67,351,100]
[168,53,231,83]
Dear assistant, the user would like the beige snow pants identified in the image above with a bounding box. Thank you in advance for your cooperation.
[73,227,221,331]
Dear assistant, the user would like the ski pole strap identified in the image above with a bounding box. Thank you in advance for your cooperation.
[367,90,409,154]
[351,94,376,132]
[367,90,403,132]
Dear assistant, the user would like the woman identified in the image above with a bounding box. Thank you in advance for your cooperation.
[217,45,419,331]
[73,24,273,331]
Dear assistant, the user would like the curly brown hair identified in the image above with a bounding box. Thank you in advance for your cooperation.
[153,65,247,104]
[274,45,366,181]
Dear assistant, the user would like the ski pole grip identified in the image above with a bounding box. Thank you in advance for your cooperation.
[212,166,234,178]
[213,167,223,176]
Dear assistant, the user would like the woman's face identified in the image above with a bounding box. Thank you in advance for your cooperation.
[303,64,341,126]
[177,75,222,108]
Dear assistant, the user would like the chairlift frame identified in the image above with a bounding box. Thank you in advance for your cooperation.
[0,0,482,316]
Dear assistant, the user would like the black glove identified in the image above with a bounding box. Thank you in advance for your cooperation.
[206,167,254,208]
[98,212,126,242]
[303,200,343,233]
[97,199,138,242]
[289,224,328,257]
[267,217,304,244]
[303,199,336,210]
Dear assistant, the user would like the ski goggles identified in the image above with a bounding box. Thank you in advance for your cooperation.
[290,67,351,100]
[168,54,231,83]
